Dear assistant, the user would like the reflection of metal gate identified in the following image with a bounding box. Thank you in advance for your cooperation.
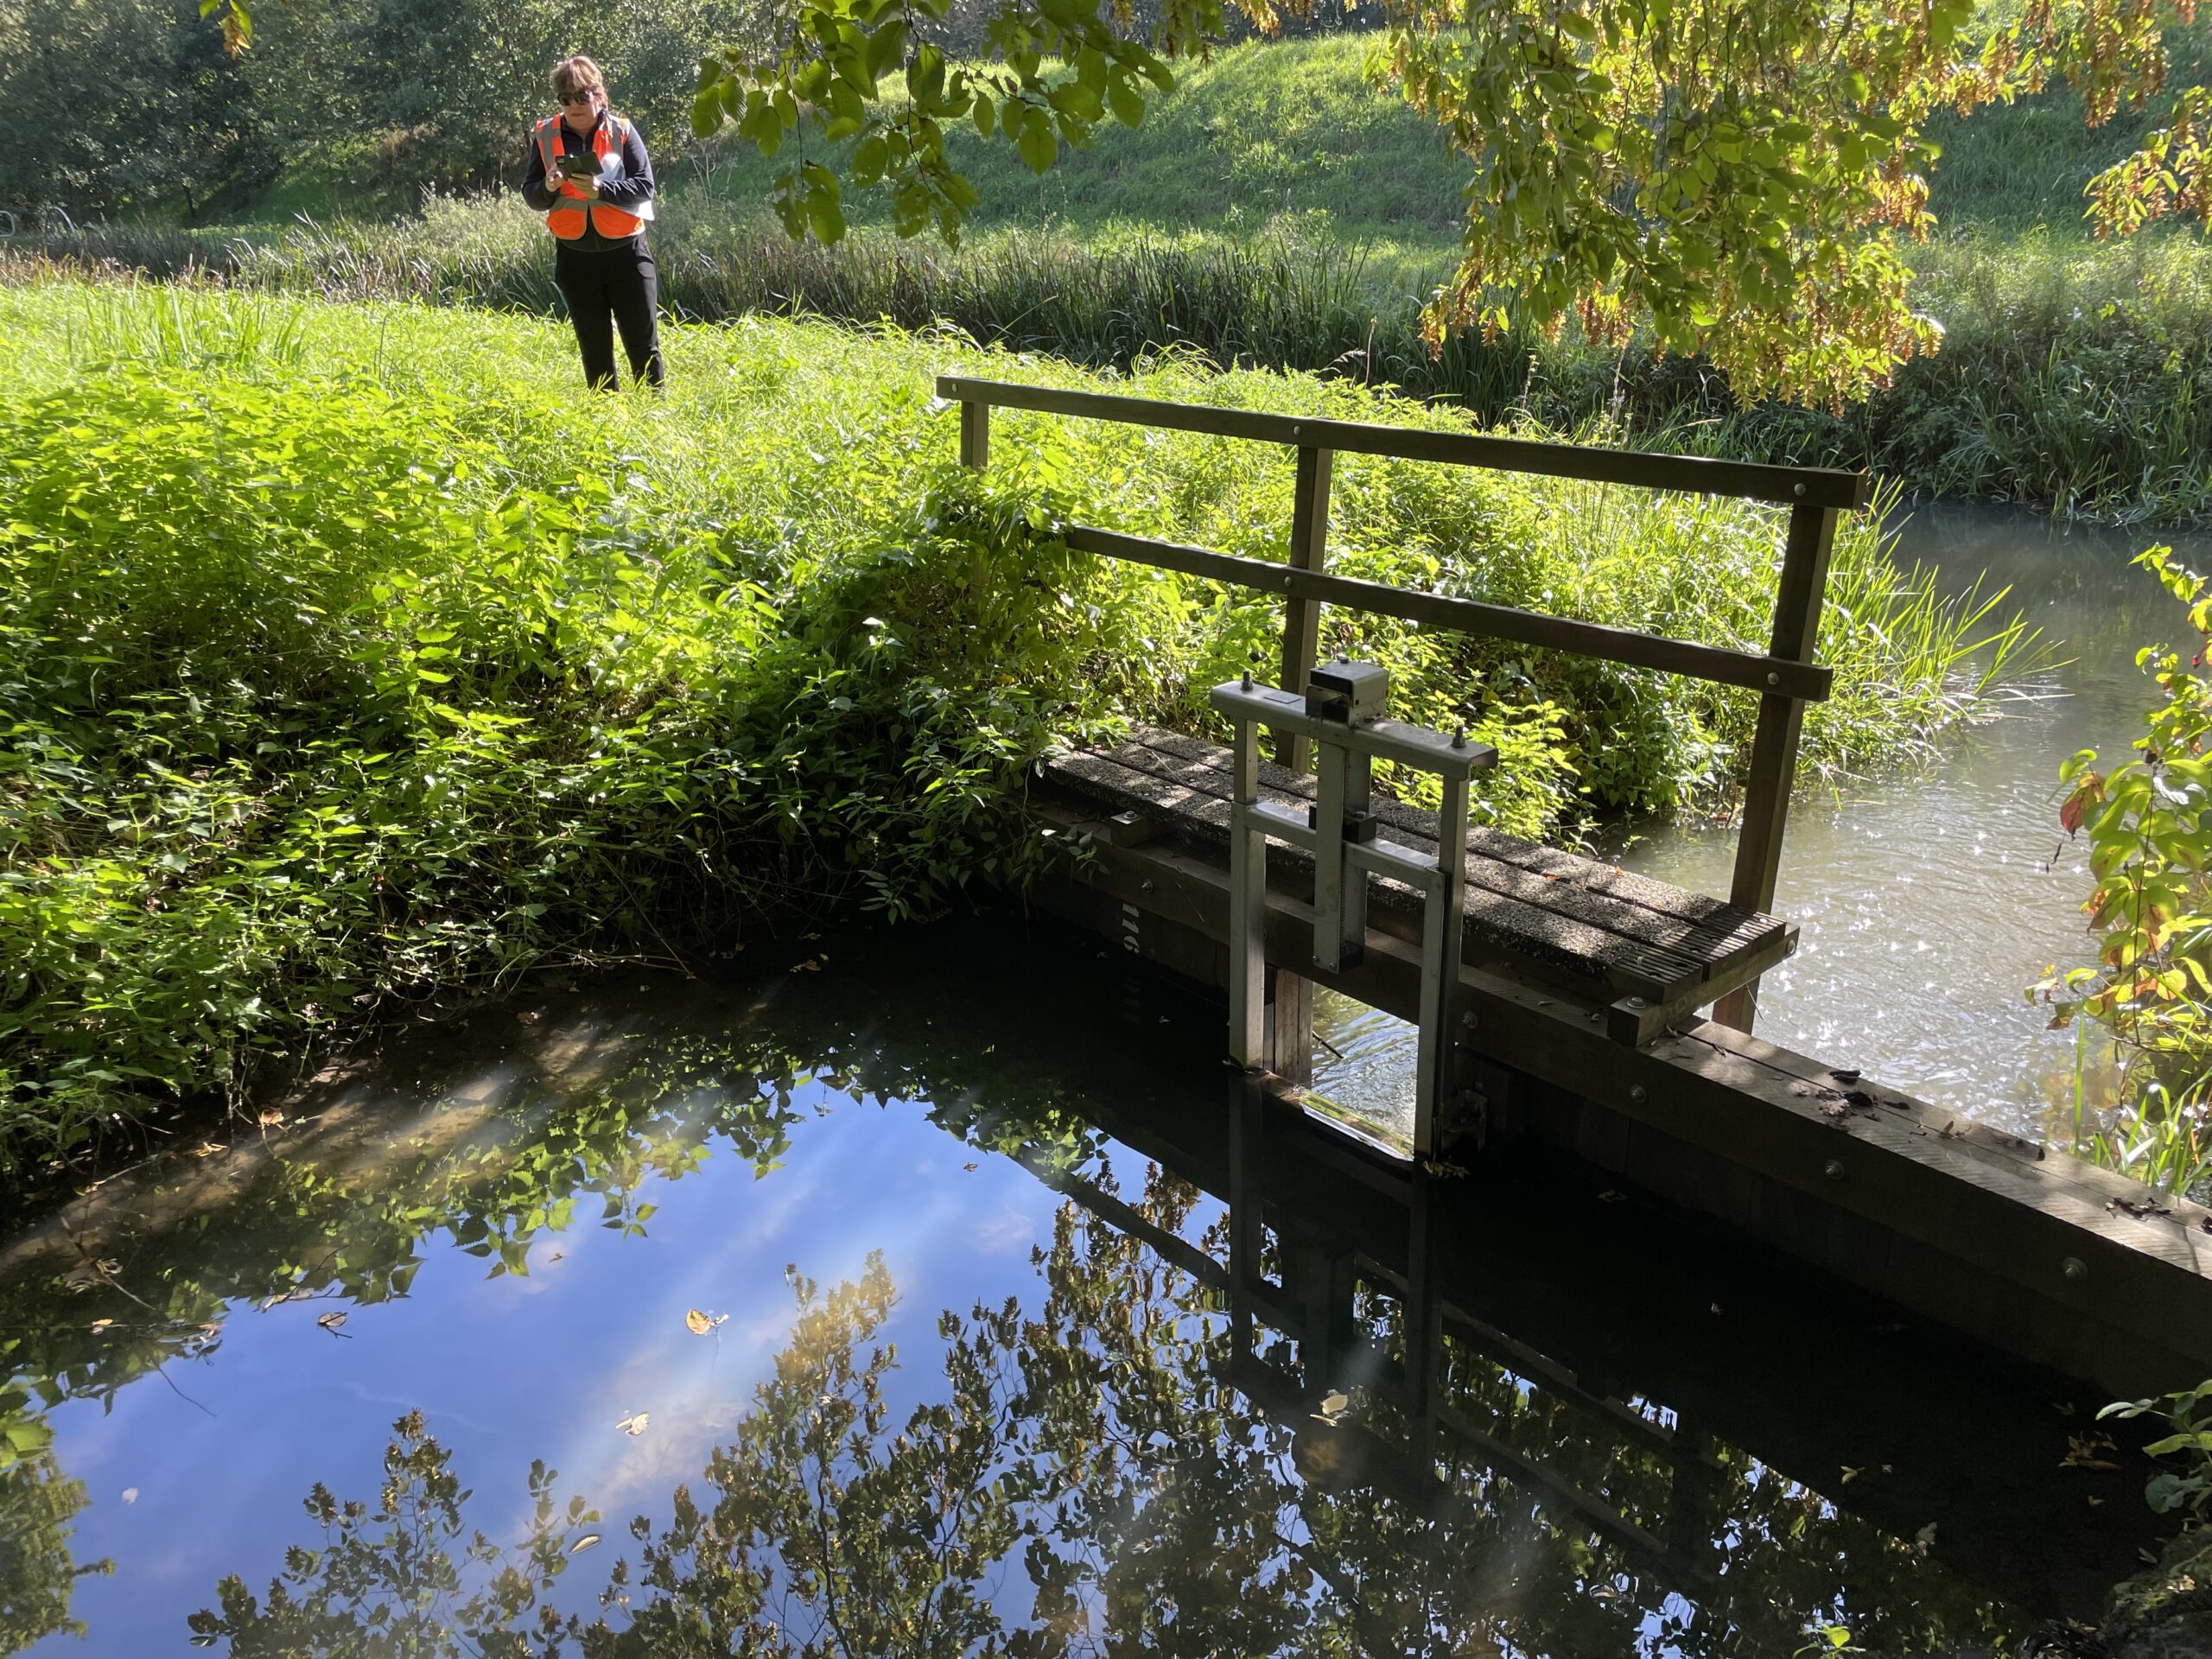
[1214,1077,1722,1590]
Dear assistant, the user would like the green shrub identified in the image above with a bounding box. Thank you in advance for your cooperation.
[0,275,2023,1168]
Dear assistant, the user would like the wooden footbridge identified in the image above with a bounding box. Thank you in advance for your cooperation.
[939,373,2212,1397]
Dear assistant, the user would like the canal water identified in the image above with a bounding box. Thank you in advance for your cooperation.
[3,508,2203,1656]
[0,922,2172,1656]
[1313,505,2212,1147]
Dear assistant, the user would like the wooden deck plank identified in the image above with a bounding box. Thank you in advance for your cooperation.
[1040,740,1786,1003]
[1124,727,1773,951]
[1039,727,1794,1004]
[1108,730,1780,979]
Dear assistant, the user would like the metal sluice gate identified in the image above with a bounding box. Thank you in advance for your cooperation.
[1208,661,1499,1158]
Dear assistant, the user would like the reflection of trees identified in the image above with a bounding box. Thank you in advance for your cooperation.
[186,1153,2028,1659]
[0,971,1112,1657]
[0,939,2139,1654]
[0,1451,109,1651]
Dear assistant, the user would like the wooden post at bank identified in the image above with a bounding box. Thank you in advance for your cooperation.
[1279,445,1334,771]
[1713,500,1840,1034]
[959,398,990,470]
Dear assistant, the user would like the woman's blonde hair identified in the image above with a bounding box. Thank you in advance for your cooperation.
[551,55,607,103]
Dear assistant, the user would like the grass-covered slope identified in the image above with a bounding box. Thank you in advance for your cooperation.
[245,29,2212,252]
[64,25,2212,524]
[0,274,2024,1168]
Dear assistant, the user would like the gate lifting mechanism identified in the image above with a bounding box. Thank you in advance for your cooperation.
[1207,660,1498,1160]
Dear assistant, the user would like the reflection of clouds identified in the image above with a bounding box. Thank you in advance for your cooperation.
[491,1101,1064,1532]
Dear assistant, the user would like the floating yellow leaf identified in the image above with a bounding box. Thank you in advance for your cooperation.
[684,1308,728,1336]
[616,1412,649,1436]
[570,1533,602,1554]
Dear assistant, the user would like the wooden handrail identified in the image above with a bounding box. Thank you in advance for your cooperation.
[940,374,1866,1034]
[937,375,1872,509]
[1064,525,1834,701]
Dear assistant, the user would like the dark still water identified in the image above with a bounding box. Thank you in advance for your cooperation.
[0,920,2169,1656]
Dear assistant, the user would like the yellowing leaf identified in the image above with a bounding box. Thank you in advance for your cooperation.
[685,1308,728,1336]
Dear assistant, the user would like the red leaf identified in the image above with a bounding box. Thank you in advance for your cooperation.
[2061,772,2106,836]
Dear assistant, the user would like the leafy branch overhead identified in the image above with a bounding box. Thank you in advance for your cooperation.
[690,0,1181,245]
[677,0,2208,407]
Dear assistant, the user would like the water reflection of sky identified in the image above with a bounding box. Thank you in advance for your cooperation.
[35,1083,1099,1651]
[1,927,2166,1657]
[1314,506,2212,1143]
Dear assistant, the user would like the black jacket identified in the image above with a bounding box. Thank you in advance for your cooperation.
[521,111,656,252]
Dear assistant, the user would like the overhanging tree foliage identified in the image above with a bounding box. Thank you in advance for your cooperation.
[196,0,2210,405]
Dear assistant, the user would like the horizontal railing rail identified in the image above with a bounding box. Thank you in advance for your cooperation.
[937,374,1872,510]
[1065,525,1834,702]
[938,373,1872,1033]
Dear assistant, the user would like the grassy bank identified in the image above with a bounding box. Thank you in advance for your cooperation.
[45,29,2185,525]
[0,273,2025,1169]
[42,200,2212,526]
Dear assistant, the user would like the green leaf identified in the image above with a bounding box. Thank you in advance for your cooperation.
[1018,108,1058,175]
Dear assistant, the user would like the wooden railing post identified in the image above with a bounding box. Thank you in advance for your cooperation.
[1279,443,1333,771]
[1269,442,1332,1084]
[959,397,990,470]
[1713,500,1841,1033]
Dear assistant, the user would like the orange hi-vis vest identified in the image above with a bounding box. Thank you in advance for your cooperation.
[533,113,655,241]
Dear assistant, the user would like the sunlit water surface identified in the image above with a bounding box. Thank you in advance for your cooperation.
[0,925,2171,1656]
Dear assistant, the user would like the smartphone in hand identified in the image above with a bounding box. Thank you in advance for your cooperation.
[556,155,596,180]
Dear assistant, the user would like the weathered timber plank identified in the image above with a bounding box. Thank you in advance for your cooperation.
[1048,747,1711,1001]
[1125,727,1777,951]
[1064,524,1835,702]
[1103,731,1779,978]
[1041,728,1794,1001]
[938,375,1872,509]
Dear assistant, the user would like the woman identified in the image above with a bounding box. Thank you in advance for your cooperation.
[522,55,664,391]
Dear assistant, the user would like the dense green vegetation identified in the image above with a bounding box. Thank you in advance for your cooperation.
[3,0,750,222]
[2040,546,2212,1199]
[33,29,2212,523]
[0,272,2021,1169]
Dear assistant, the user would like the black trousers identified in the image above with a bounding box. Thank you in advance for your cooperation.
[554,240,664,391]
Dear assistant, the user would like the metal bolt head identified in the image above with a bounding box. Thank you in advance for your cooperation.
[1624,995,1648,1010]
[1452,726,1468,750]
[1629,1084,1648,1104]
[1793,482,1807,499]
[1241,669,1254,690]
[2063,1255,2088,1285]
[1766,671,1782,688]
[1823,1158,1846,1183]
